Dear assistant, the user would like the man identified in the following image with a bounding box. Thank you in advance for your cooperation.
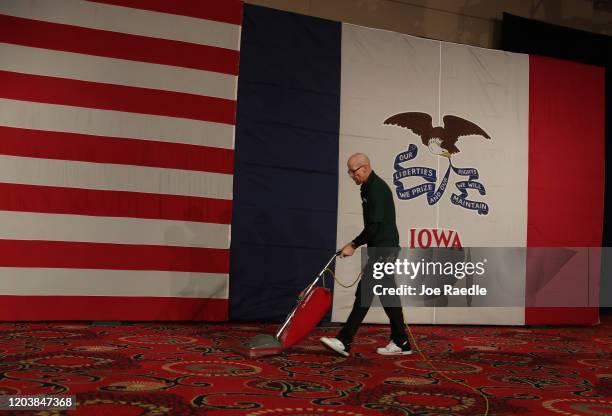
[321,153,412,356]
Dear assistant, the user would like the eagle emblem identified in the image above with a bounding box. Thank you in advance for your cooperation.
[384,112,490,158]
[385,111,491,215]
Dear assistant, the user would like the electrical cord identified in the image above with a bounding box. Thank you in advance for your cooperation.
[326,266,490,416]
[324,267,360,288]
[403,312,490,416]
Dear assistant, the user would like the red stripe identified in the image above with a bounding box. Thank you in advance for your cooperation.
[526,55,605,325]
[524,308,599,326]
[0,70,236,125]
[0,183,232,224]
[0,126,234,174]
[0,14,239,74]
[0,240,229,273]
[0,296,228,321]
[88,0,243,26]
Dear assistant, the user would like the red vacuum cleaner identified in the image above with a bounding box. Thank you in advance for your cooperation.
[239,251,340,358]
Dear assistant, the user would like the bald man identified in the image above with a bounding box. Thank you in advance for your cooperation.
[321,153,412,356]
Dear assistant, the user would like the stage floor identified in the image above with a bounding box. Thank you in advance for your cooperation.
[0,316,610,415]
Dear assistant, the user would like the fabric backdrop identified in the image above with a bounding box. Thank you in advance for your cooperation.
[231,5,605,325]
[501,12,611,322]
[230,4,340,321]
[0,3,604,325]
[0,0,242,320]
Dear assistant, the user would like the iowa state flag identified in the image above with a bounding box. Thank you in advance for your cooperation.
[231,5,605,325]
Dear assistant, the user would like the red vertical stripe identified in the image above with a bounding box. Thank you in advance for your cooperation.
[526,55,605,325]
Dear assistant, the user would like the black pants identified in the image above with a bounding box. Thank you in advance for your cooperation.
[337,247,409,348]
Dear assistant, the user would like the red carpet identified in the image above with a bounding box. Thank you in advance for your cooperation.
[0,317,611,415]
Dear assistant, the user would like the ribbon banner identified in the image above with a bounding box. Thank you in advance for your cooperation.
[393,145,489,215]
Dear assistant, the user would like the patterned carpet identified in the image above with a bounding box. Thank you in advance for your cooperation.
[0,317,610,415]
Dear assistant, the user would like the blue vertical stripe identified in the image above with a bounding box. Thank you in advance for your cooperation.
[230,5,341,321]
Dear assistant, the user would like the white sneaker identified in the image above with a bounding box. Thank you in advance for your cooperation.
[376,340,412,355]
[320,337,349,357]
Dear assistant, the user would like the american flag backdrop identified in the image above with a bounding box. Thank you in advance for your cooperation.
[0,0,242,320]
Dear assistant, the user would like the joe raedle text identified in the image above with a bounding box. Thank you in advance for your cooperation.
[370,258,488,298]
[373,284,487,297]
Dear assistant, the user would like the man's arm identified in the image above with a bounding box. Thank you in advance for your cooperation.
[339,224,379,257]
[352,223,381,248]
[341,184,384,257]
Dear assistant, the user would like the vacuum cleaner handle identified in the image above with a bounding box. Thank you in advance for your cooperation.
[303,251,341,294]
[275,251,341,339]
[318,250,341,277]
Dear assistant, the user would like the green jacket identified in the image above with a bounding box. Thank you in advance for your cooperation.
[352,171,399,248]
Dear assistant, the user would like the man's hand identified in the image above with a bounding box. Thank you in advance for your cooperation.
[340,242,356,258]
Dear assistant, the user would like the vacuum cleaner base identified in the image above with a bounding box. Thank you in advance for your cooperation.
[236,251,340,358]
[240,334,284,358]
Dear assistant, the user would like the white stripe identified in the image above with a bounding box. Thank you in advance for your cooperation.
[0,268,229,298]
[0,155,233,200]
[0,99,235,149]
[336,24,529,325]
[0,211,230,249]
[0,0,241,51]
[0,43,237,100]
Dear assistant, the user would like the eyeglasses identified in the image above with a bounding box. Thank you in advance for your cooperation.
[347,165,364,176]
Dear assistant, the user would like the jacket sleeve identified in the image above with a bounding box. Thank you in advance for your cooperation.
[352,223,380,247]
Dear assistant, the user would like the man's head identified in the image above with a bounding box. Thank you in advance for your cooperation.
[347,153,372,185]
